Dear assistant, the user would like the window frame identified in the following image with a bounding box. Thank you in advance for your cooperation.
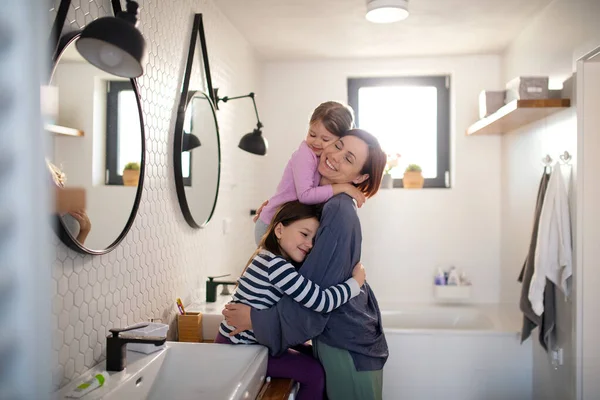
[348,75,451,188]
[181,99,195,187]
[182,146,193,187]
[105,80,139,186]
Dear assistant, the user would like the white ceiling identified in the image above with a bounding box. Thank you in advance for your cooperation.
[215,0,553,61]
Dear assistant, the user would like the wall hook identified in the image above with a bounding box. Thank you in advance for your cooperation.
[560,151,572,164]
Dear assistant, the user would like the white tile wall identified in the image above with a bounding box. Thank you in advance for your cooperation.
[49,0,265,389]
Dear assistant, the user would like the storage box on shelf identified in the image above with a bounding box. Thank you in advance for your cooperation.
[505,76,549,103]
[478,90,505,118]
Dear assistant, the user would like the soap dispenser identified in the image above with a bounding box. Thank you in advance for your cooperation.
[434,268,446,285]
[447,268,460,286]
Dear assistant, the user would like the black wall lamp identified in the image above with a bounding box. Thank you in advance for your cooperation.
[214,88,268,156]
[75,0,147,78]
[182,133,201,152]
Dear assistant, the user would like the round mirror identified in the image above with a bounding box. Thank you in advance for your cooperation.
[48,33,145,254]
[174,91,221,228]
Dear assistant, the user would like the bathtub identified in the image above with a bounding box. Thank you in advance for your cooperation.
[380,304,532,400]
[381,307,494,331]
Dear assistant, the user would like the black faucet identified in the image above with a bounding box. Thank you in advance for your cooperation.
[106,323,167,372]
[206,274,237,302]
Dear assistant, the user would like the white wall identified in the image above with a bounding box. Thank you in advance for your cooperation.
[50,0,264,389]
[500,108,576,400]
[259,55,503,304]
[500,0,600,399]
[503,0,600,86]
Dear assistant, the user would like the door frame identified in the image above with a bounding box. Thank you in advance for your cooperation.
[574,44,600,400]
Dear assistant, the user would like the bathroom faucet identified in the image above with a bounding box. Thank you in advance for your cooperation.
[206,274,237,302]
[106,323,167,372]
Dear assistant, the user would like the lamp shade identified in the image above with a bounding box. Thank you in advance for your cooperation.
[366,0,409,23]
[182,133,201,152]
[76,16,146,78]
[238,129,268,156]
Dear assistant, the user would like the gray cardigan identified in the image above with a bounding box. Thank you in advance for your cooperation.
[250,194,389,371]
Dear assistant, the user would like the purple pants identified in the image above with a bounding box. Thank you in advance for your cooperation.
[215,332,325,400]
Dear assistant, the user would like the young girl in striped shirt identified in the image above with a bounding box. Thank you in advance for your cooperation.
[215,201,366,400]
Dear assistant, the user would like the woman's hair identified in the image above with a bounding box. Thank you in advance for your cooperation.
[345,129,387,199]
[309,101,355,137]
[240,201,322,277]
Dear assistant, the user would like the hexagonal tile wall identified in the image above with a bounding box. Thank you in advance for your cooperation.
[48,0,264,390]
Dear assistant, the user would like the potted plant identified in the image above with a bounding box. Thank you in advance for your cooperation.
[403,164,424,189]
[381,153,400,189]
[122,162,140,186]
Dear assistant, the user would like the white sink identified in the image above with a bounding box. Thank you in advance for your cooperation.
[187,294,232,341]
[53,342,268,400]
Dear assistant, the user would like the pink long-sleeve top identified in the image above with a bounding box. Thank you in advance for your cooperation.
[259,141,334,225]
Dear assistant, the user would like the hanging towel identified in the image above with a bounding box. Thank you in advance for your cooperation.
[529,162,573,316]
[518,169,556,351]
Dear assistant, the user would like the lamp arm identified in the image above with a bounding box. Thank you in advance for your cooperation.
[249,93,263,129]
[219,92,263,129]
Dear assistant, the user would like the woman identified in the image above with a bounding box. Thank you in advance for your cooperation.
[223,128,389,400]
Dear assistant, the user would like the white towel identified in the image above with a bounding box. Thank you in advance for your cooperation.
[528,162,573,316]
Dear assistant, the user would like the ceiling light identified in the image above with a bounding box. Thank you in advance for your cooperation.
[366,0,409,24]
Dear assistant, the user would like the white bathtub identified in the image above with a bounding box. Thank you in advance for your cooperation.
[381,307,494,331]
[380,304,532,400]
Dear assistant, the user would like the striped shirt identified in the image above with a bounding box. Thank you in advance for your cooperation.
[219,250,360,344]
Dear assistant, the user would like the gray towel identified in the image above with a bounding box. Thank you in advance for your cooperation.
[518,169,556,351]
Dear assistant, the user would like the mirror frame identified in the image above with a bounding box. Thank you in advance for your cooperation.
[49,2,146,255]
[173,14,221,229]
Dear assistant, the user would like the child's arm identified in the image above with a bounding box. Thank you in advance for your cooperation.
[331,184,366,208]
[268,258,365,313]
[290,142,334,204]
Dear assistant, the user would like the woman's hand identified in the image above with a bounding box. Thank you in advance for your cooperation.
[222,303,252,336]
[252,200,269,223]
[352,262,366,287]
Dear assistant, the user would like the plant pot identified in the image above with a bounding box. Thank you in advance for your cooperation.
[403,171,424,189]
[381,173,393,189]
[122,169,140,186]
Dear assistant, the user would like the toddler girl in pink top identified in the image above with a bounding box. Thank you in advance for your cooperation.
[254,101,366,245]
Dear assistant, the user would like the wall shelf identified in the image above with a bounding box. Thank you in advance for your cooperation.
[45,124,84,137]
[466,99,571,136]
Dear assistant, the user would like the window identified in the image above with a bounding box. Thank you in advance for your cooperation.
[348,75,451,188]
[181,101,194,187]
[105,81,142,185]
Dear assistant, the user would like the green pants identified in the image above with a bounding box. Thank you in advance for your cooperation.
[313,339,383,400]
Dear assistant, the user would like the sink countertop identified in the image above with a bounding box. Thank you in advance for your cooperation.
[148,342,267,400]
[53,348,167,400]
[53,341,268,400]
